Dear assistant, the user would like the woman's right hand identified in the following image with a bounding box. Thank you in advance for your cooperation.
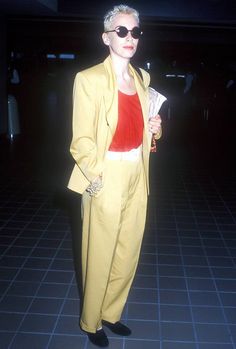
[86,174,103,196]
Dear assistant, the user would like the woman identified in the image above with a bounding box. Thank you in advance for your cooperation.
[68,4,162,347]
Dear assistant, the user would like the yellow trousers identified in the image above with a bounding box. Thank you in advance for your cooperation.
[80,155,147,333]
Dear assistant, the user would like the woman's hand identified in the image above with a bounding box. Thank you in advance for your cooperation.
[148,114,162,134]
[86,174,103,196]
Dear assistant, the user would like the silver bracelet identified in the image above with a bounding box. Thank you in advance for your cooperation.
[86,176,103,196]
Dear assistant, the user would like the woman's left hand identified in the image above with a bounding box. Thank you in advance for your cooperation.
[148,114,162,134]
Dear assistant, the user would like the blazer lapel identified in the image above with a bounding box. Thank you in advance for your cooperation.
[130,65,151,148]
[102,57,119,136]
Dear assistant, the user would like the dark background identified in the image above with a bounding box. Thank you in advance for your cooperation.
[1,4,236,349]
[1,0,236,186]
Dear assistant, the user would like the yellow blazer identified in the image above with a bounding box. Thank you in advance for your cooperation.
[68,55,153,194]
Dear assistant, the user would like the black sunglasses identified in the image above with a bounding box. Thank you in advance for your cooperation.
[105,26,143,39]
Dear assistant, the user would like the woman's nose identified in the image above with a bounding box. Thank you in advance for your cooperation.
[126,32,132,40]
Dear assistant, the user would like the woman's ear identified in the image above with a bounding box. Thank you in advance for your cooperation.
[102,32,110,46]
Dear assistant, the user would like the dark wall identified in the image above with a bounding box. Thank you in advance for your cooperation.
[5,17,236,171]
[0,16,7,134]
[59,0,236,23]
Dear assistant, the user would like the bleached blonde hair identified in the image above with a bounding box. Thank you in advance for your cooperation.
[104,4,139,31]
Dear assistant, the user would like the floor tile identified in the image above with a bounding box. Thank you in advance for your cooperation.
[158,265,184,277]
[6,281,40,297]
[192,306,226,324]
[159,276,187,290]
[224,307,236,324]
[195,323,232,343]
[61,299,80,316]
[0,312,24,331]
[47,334,86,349]
[162,342,197,349]
[215,280,236,292]
[0,332,15,349]
[35,283,68,299]
[159,290,190,305]
[24,257,52,269]
[228,324,236,343]
[160,304,192,322]
[198,344,234,349]
[0,295,32,313]
[0,267,19,280]
[43,270,74,284]
[189,291,221,306]
[10,333,50,349]
[19,314,57,333]
[15,269,46,282]
[186,278,216,291]
[128,288,158,303]
[125,339,160,349]
[161,321,195,341]
[87,336,123,349]
[127,303,158,321]
[0,256,25,268]
[28,297,64,315]
[54,315,81,335]
[126,320,160,340]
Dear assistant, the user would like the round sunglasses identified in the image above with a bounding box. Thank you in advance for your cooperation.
[105,26,143,39]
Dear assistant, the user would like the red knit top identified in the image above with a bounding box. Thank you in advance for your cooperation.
[109,91,144,151]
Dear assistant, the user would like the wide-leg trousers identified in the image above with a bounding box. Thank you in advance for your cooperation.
[80,153,148,333]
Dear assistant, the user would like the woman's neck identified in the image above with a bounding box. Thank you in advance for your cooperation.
[110,55,136,94]
[110,54,130,80]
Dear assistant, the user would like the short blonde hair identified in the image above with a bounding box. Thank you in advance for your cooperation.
[104,4,139,31]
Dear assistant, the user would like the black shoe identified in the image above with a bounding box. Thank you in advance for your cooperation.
[87,329,109,347]
[102,320,131,336]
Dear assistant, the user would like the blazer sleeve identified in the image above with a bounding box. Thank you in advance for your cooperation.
[70,71,102,184]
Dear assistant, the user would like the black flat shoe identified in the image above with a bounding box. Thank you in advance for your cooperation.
[102,320,131,336]
[87,329,109,347]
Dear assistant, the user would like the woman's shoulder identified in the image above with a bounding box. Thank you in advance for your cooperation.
[73,59,109,95]
[76,60,107,80]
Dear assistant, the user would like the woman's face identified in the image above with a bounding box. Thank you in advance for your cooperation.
[103,14,140,60]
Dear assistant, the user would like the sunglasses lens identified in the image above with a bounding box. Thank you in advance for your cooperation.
[116,26,128,38]
[132,27,142,39]
[115,26,143,39]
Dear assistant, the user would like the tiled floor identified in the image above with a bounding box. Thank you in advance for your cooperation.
[0,138,236,349]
